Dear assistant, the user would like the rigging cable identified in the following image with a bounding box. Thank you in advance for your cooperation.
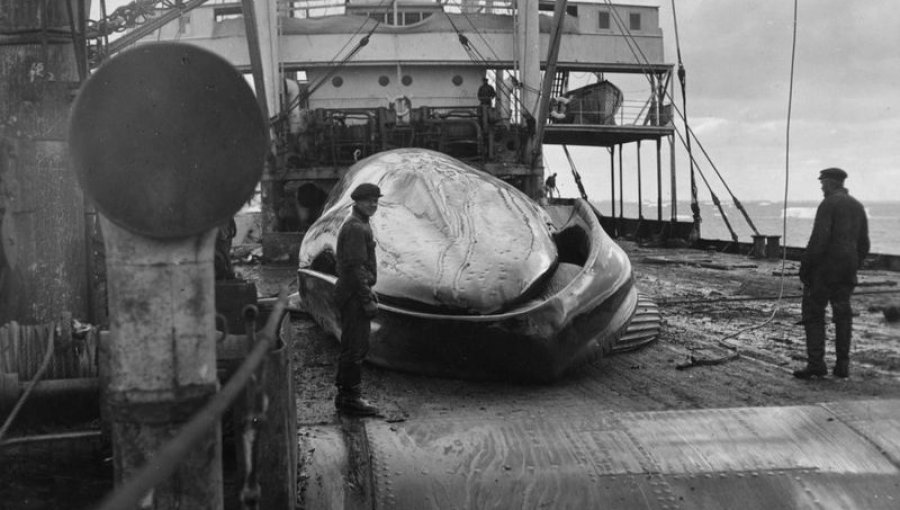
[669,0,701,242]
[457,5,525,106]
[673,126,739,243]
[442,7,530,115]
[561,145,589,200]
[683,124,761,236]
[605,0,756,239]
[679,0,801,369]
[0,331,55,443]
[276,0,394,123]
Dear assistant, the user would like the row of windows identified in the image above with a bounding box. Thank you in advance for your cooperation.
[598,11,641,31]
[363,11,433,26]
[212,6,640,31]
[330,74,467,88]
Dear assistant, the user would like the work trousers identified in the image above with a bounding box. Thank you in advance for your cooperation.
[801,278,854,368]
[336,296,371,389]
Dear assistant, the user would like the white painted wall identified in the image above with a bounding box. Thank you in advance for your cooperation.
[307,66,484,109]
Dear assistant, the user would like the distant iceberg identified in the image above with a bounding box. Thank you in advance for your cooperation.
[783,206,817,219]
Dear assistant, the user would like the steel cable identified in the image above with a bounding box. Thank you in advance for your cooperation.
[677,0,801,367]
[0,328,55,444]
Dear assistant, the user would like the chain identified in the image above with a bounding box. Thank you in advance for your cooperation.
[86,0,184,40]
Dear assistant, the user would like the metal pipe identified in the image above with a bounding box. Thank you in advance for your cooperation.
[618,143,624,222]
[609,146,616,219]
[0,377,99,405]
[101,219,223,509]
[656,138,663,222]
[1,429,102,448]
[637,140,643,219]
[670,131,677,222]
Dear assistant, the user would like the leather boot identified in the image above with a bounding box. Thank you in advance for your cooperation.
[794,322,827,379]
[335,385,379,416]
[833,319,852,378]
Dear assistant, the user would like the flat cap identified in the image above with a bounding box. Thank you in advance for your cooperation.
[818,167,848,181]
[350,183,383,201]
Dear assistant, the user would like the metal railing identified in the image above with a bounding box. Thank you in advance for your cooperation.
[282,0,517,19]
[92,291,289,510]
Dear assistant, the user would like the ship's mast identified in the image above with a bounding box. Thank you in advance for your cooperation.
[515,0,542,195]
[241,0,280,119]
[516,0,541,122]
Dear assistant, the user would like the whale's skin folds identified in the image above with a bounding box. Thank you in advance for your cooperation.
[298,148,558,314]
[298,173,640,381]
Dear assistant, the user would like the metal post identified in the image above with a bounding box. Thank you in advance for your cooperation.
[102,219,223,509]
[656,138,663,222]
[669,133,677,222]
[609,146,616,219]
[618,143,624,223]
[637,141,643,220]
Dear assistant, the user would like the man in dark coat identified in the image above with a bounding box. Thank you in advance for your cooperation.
[794,168,869,379]
[333,183,382,415]
[477,78,496,107]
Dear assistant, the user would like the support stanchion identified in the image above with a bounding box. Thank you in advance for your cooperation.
[766,235,782,259]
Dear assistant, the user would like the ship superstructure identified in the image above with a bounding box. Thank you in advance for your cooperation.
[122,0,681,259]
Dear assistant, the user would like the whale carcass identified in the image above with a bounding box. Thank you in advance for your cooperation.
[297,148,657,381]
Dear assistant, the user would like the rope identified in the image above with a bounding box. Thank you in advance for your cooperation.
[606,0,761,238]
[595,7,745,231]
[777,0,801,303]
[684,125,761,236]
[678,0,801,369]
[441,7,535,110]
[561,145,588,200]
[603,0,657,89]
[661,288,900,307]
[667,2,701,240]
[444,11,525,113]
[0,328,55,443]
[276,0,395,123]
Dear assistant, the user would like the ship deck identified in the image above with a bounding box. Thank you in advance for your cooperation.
[3,242,899,508]
[276,241,900,508]
[276,242,900,427]
[543,123,674,146]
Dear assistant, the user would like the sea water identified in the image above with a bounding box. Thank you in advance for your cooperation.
[593,200,900,255]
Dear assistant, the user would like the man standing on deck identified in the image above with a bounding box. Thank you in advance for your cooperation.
[794,168,869,379]
[334,183,382,415]
[478,78,496,107]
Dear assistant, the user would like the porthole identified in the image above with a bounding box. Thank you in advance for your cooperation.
[332,76,343,87]
[402,75,413,86]
[452,75,463,86]
[378,75,390,86]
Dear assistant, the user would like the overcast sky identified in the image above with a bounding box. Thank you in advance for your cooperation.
[549,0,899,203]
[94,0,898,202]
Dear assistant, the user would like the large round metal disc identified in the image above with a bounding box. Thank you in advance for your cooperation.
[69,42,267,239]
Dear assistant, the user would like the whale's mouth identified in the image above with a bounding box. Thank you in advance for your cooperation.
[307,222,592,316]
